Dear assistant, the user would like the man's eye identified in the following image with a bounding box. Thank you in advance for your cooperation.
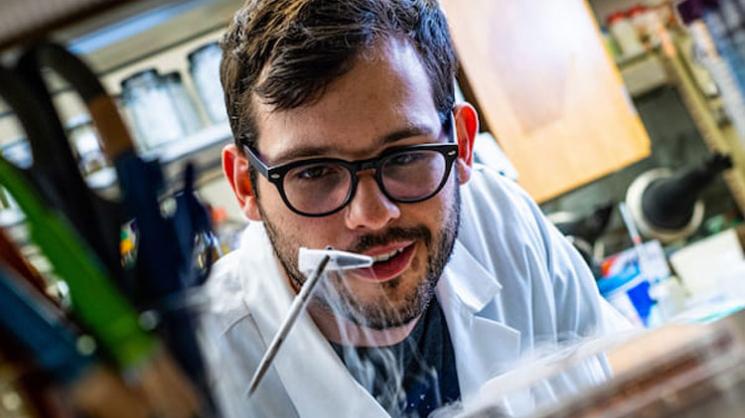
[389,152,422,166]
[296,165,333,180]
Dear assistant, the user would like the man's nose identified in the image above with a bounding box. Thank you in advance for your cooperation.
[344,174,400,231]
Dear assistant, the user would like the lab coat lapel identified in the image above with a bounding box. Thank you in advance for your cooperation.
[437,240,522,403]
[239,223,388,418]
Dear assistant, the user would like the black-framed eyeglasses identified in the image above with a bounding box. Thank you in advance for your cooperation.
[243,118,458,217]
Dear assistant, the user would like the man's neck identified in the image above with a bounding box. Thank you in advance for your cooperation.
[307,302,420,347]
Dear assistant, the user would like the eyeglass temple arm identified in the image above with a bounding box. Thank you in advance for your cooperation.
[242,145,271,178]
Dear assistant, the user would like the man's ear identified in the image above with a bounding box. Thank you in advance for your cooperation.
[452,102,479,184]
[222,144,262,221]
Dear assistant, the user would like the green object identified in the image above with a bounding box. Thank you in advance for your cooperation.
[602,28,622,62]
[0,157,155,369]
[0,186,11,208]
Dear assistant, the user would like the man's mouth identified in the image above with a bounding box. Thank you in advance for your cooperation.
[351,241,417,282]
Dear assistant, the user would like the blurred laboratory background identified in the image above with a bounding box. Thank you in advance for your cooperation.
[1,0,745,417]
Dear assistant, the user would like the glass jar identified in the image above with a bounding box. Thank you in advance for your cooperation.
[163,72,203,135]
[120,69,183,150]
[188,43,227,124]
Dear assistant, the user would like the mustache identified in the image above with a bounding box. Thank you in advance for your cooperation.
[350,226,432,254]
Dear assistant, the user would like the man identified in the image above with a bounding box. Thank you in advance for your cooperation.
[201,1,629,417]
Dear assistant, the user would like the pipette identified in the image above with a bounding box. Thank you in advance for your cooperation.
[247,247,373,396]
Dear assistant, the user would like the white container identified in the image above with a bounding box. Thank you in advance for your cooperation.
[669,227,745,297]
[608,12,645,59]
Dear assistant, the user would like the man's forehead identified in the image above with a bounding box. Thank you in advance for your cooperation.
[250,38,440,159]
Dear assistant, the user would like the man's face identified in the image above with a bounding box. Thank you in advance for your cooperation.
[245,38,469,329]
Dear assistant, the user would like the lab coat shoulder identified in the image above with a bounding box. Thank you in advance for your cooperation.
[458,165,628,346]
[203,249,249,329]
[200,243,300,418]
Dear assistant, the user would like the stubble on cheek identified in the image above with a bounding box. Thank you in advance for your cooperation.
[257,203,305,291]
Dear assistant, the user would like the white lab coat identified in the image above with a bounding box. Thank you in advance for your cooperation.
[199,164,630,418]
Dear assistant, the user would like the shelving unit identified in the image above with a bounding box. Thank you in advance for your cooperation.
[660,32,745,215]
[0,0,243,192]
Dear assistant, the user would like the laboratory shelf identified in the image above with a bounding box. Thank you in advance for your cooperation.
[663,34,745,216]
[154,122,233,190]
[82,121,233,190]
[0,120,232,222]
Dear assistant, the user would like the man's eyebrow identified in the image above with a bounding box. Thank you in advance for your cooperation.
[381,124,435,145]
[271,145,336,164]
[271,123,435,164]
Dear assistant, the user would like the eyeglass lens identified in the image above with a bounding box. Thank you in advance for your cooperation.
[282,149,448,215]
[284,163,353,215]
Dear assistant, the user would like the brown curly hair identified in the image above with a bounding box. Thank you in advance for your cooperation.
[219,0,458,156]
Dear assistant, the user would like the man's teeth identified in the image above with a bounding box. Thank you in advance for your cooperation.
[371,247,406,262]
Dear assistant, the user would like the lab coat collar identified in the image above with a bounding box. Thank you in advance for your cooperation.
[440,239,502,314]
[438,239,522,404]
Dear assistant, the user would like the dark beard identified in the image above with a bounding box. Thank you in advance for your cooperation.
[260,187,461,330]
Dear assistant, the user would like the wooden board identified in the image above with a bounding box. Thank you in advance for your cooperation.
[441,0,651,202]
